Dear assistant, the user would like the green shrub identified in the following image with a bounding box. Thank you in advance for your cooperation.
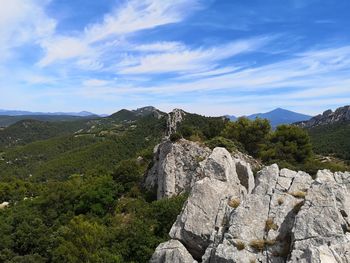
[222,117,271,157]
[170,132,182,142]
[205,137,237,152]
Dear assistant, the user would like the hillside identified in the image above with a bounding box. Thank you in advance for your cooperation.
[0,119,95,148]
[297,105,350,128]
[308,121,350,161]
[296,106,350,162]
[0,115,97,127]
[247,108,311,127]
[0,106,348,262]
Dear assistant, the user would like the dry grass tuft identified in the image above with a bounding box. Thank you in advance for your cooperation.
[289,191,307,199]
[249,239,276,251]
[234,240,246,250]
[228,198,241,208]
[249,240,265,251]
[265,218,278,231]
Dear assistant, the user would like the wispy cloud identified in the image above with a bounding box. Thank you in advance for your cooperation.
[1,0,350,116]
[37,0,202,68]
[0,0,55,61]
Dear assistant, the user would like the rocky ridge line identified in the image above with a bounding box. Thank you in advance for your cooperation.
[146,139,350,263]
[296,105,350,128]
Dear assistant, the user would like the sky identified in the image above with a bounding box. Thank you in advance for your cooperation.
[0,0,350,116]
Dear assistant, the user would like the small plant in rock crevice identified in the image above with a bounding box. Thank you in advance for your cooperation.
[265,218,278,231]
[234,240,246,250]
[228,198,241,208]
[289,191,307,199]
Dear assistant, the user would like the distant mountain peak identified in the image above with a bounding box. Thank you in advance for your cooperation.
[246,108,312,127]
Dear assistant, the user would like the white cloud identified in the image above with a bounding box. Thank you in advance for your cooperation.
[0,0,55,60]
[38,0,201,67]
[84,0,201,43]
[118,37,271,74]
[83,79,111,87]
[38,37,92,67]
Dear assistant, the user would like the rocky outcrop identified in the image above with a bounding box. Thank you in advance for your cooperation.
[150,240,197,263]
[169,148,245,259]
[148,139,350,262]
[296,105,350,128]
[166,109,186,136]
[144,139,211,199]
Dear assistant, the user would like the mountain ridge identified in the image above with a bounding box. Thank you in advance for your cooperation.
[296,105,350,128]
[246,108,312,127]
[0,109,99,117]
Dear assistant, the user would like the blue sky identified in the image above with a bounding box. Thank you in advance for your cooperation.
[1,0,350,116]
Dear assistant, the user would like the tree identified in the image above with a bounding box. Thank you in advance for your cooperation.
[222,117,271,157]
[52,216,121,263]
[261,125,313,164]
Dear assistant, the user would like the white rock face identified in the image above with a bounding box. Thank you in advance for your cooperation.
[148,139,350,262]
[150,240,197,263]
[234,160,255,193]
[169,147,245,260]
[144,139,211,199]
[166,109,186,136]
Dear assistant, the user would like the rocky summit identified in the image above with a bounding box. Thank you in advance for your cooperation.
[296,105,350,128]
[147,139,350,263]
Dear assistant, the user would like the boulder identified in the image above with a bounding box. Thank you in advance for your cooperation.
[150,240,197,263]
[169,177,240,260]
[144,139,211,199]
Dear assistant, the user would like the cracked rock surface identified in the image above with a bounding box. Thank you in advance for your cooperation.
[147,139,350,262]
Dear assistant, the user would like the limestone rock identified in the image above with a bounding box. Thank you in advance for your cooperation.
[144,139,211,199]
[253,164,279,195]
[150,240,197,263]
[167,109,185,136]
[169,177,240,260]
[296,105,350,128]
[235,160,255,193]
[147,139,350,262]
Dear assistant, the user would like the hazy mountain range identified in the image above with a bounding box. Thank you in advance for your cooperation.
[0,109,98,117]
[1,107,313,128]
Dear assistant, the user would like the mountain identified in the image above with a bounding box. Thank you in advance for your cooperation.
[110,106,165,122]
[247,108,312,127]
[296,106,350,161]
[296,105,350,128]
[225,115,237,121]
[0,109,99,117]
[0,114,98,127]
[0,106,348,262]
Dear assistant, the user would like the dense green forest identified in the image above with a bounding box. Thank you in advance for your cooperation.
[0,110,348,262]
[308,121,350,161]
[0,115,96,128]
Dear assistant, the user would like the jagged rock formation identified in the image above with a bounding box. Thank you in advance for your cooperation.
[144,139,211,199]
[166,109,186,136]
[150,240,197,263]
[147,139,350,262]
[296,105,350,128]
[133,106,165,119]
